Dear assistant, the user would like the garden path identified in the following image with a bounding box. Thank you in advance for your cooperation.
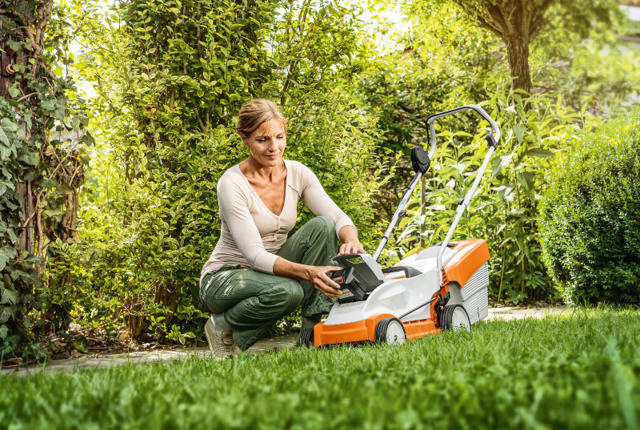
[3,305,567,377]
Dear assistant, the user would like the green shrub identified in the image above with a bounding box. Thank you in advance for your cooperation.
[58,0,382,341]
[538,109,640,306]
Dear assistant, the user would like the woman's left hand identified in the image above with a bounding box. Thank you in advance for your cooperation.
[339,240,365,255]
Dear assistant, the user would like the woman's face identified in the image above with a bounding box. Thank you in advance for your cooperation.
[243,119,287,168]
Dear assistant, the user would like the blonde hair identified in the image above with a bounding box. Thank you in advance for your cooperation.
[236,99,286,138]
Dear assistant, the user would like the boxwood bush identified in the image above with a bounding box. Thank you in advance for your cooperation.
[538,110,640,306]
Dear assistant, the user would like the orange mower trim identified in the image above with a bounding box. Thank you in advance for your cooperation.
[402,318,440,340]
[444,239,490,287]
[314,313,442,347]
[314,313,395,346]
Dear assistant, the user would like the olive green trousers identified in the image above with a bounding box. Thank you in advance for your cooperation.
[199,216,339,350]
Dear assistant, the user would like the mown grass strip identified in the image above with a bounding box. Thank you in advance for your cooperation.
[1,308,639,430]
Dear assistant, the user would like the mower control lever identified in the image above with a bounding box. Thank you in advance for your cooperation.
[373,147,429,261]
[486,134,498,148]
[411,146,430,174]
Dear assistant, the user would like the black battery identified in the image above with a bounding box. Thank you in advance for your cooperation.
[329,267,369,302]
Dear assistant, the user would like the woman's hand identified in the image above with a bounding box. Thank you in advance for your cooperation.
[273,258,343,298]
[337,225,365,255]
[308,265,344,298]
[339,240,365,256]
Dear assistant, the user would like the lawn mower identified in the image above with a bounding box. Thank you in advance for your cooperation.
[309,104,500,347]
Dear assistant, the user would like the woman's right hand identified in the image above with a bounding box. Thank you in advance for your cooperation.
[273,257,343,298]
[308,265,343,298]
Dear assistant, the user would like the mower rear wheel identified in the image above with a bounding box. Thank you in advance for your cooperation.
[375,318,407,345]
[440,304,471,331]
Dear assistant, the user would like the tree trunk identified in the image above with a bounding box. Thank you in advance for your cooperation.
[60,191,79,242]
[506,36,532,94]
[1,0,78,260]
[2,1,42,259]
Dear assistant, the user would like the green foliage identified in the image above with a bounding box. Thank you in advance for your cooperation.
[539,109,640,306]
[360,3,500,154]
[432,0,626,93]
[533,42,640,116]
[274,0,372,102]
[541,0,627,48]
[357,1,505,223]
[2,308,639,429]
[1,1,92,362]
[58,0,381,340]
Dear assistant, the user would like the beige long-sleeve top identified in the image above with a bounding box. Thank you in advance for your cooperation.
[200,160,355,280]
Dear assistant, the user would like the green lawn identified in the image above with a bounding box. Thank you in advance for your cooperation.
[1,308,639,430]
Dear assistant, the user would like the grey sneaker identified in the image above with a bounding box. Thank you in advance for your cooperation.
[204,316,240,359]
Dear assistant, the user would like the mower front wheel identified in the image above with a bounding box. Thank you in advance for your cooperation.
[375,318,406,345]
[440,304,471,331]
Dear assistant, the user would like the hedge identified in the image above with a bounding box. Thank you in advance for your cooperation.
[538,109,640,306]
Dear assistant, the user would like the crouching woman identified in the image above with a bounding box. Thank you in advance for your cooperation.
[199,99,364,358]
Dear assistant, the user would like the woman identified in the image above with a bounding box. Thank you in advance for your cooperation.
[200,99,365,358]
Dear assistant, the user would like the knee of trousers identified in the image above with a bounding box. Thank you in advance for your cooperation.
[306,216,336,242]
[259,281,304,313]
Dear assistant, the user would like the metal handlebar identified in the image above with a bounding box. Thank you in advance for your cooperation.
[425,104,501,160]
[372,104,501,271]
[428,104,501,285]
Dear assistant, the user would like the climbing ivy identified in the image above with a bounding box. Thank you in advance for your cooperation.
[0,0,92,362]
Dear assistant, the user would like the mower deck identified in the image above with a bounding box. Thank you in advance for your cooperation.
[314,239,490,347]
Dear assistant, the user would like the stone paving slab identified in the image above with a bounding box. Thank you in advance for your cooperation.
[2,306,568,377]
[487,305,568,321]
[2,333,300,378]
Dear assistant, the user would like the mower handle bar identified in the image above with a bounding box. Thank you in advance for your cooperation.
[372,104,501,288]
[426,104,500,157]
[433,105,500,285]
